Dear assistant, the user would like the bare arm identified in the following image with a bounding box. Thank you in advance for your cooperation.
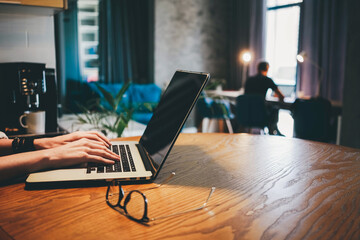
[0,139,13,156]
[274,87,285,102]
[0,131,119,182]
[0,138,119,182]
[0,131,112,156]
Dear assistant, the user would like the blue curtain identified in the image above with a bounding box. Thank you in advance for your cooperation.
[55,0,81,112]
[98,0,154,84]
[297,0,348,102]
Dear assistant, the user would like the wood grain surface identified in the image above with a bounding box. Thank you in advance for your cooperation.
[0,133,360,240]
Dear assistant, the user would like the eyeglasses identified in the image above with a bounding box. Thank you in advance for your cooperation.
[105,172,215,223]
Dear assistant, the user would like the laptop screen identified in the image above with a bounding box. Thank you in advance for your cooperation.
[139,70,209,176]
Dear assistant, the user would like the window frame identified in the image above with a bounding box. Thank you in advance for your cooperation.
[265,1,303,98]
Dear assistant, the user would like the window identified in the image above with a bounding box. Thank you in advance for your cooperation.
[265,0,302,97]
[77,0,99,82]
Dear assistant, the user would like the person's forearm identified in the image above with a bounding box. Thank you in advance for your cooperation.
[33,138,53,150]
[0,138,48,156]
[0,139,14,156]
[275,89,285,101]
[0,137,53,156]
[0,150,50,182]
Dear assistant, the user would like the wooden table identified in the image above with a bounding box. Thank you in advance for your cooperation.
[1,133,360,240]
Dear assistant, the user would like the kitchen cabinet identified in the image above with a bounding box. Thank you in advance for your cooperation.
[0,0,67,15]
[22,0,66,8]
[0,0,66,8]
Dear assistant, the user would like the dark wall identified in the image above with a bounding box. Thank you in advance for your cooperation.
[340,0,360,149]
[155,0,230,88]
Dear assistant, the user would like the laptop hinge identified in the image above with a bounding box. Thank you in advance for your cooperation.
[136,144,156,175]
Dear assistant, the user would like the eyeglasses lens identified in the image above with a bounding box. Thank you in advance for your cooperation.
[126,191,146,221]
[107,181,120,206]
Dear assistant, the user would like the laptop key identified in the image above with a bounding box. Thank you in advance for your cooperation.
[112,145,119,155]
[126,145,136,171]
[108,144,133,173]
[120,145,131,172]
[86,163,96,174]
[106,165,113,172]
[114,161,122,172]
[97,165,104,173]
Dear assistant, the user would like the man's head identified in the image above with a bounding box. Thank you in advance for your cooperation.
[257,61,269,76]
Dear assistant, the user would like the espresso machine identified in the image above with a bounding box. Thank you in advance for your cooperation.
[0,62,59,136]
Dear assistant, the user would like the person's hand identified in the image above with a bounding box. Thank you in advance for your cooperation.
[43,138,120,169]
[0,136,120,182]
[274,88,285,102]
[34,131,111,150]
[278,95,285,102]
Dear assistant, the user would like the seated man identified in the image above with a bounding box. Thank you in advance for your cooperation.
[244,61,285,135]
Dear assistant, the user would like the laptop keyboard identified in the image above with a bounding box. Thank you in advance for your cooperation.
[86,144,136,174]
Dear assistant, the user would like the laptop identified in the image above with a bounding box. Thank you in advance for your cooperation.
[26,70,210,185]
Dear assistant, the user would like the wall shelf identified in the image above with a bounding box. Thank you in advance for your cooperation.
[77,0,99,82]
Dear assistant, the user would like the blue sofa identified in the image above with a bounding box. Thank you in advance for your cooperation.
[85,82,162,125]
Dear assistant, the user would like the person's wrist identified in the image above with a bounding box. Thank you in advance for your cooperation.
[28,149,52,173]
[33,138,52,150]
[12,137,35,153]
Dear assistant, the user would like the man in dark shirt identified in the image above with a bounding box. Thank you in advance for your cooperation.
[245,61,285,135]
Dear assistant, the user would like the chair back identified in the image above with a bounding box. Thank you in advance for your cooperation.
[197,96,234,119]
[291,97,332,142]
[235,94,268,128]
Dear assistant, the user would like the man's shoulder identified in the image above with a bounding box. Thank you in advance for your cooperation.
[255,74,275,83]
[265,76,275,83]
[247,74,277,88]
[247,74,262,81]
[248,74,271,82]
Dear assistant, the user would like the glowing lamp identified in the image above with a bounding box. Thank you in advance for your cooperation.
[296,51,306,63]
[242,52,252,63]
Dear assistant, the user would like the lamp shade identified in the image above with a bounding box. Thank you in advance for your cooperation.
[296,51,307,63]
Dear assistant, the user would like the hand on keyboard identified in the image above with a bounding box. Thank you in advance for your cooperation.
[86,144,136,174]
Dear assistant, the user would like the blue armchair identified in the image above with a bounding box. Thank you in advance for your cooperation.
[127,84,162,124]
[85,82,162,125]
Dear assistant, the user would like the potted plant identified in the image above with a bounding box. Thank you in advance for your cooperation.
[75,82,133,138]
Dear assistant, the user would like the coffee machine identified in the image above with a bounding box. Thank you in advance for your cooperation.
[0,62,58,136]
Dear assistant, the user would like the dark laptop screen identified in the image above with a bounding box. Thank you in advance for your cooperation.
[139,70,209,176]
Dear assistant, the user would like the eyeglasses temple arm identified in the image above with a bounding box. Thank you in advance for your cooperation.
[158,172,176,186]
[202,187,216,208]
[149,187,216,221]
[124,172,176,193]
